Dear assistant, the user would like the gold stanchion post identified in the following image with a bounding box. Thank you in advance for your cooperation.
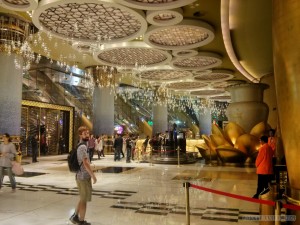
[274,201,281,225]
[184,182,191,225]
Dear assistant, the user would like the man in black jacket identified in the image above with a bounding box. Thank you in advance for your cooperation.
[113,134,123,161]
[31,134,39,163]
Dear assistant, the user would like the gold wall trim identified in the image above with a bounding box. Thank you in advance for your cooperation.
[21,100,74,152]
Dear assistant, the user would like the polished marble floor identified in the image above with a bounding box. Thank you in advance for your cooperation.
[0,155,260,225]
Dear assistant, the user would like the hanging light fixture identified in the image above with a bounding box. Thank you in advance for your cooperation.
[0,13,39,71]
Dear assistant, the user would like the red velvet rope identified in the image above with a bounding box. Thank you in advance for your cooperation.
[189,183,300,210]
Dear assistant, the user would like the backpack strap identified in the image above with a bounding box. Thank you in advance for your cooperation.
[76,143,86,172]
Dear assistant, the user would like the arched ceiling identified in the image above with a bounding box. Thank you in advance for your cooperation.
[0,0,273,99]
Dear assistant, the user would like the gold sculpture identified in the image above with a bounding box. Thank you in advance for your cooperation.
[201,121,270,164]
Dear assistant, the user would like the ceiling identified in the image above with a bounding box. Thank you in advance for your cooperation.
[0,0,273,100]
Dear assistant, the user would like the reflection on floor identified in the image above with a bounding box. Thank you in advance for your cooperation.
[0,155,260,225]
[112,201,259,222]
[3,171,47,177]
[2,182,137,199]
[97,166,136,173]
[172,170,256,181]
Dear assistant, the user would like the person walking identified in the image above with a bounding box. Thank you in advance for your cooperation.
[99,134,105,157]
[0,133,17,192]
[113,134,123,161]
[31,134,39,163]
[252,135,274,199]
[87,134,95,162]
[69,126,97,225]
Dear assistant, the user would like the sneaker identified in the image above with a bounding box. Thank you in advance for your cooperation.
[78,221,91,225]
[11,189,16,193]
[69,214,80,224]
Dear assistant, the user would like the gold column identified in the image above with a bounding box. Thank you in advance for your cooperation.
[273,0,300,222]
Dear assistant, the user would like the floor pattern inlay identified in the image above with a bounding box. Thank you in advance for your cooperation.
[111,201,259,222]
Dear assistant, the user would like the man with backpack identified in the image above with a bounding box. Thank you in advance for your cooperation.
[69,126,97,225]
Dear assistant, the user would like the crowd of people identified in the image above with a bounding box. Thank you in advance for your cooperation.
[0,126,281,224]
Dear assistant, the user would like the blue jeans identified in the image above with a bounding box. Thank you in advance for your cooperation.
[0,166,16,189]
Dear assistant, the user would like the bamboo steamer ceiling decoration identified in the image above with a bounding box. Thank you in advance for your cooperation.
[0,0,38,11]
[170,52,223,70]
[32,0,148,43]
[114,0,197,10]
[194,70,234,83]
[144,20,215,50]
[94,42,172,68]
[137,69,193,82]
[166,81,208,90]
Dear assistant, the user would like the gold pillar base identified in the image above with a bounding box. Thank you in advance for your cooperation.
[285,187,300,225]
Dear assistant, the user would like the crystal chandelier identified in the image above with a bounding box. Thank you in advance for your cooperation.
[0,13,39,71]
[88,65,118,90]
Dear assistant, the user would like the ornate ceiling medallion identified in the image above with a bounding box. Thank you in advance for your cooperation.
[194,69,234,83]
[0,0,38,11]
[136,66,192,81]
[167,81,208,90]
[192,70,212,76]
[191,89,226,97]
[93,42,172,68]
[170,52,222,70]
[146,9,183,26]
[172,49,198,58]
[114,0,196,10]
[144,19,214,50]
[32,0,147,43]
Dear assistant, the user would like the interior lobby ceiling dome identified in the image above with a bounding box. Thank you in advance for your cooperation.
[137,68,193,82]
[93,42,172,68]
[170,52,222,70]
[166,81,208,90]
[114,0,197,10]
[0,0,38,11]
[146,8,183,26]
[32,0,148,43]
[0,0,274,100]
[144,19,215,50]
[194,69,234,83]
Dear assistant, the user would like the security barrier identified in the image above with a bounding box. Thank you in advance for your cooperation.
[183,182,300,225]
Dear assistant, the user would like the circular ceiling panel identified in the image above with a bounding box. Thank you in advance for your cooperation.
[194,69,234,82]
[172,49,198,58]
[191,89,226,97]
[144,20,214,50]
[171,52,222,70]
[167,81,208,90]
[32,0,147,43]
[0,0,38,11]
[146,9,183,26]
[137,69,192,82]
[114,0,196,10]
[94,42,172,68]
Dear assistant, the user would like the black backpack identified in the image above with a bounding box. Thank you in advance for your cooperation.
[67,143,85,173]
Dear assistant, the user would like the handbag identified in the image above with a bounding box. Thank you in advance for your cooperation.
[11,161,24,175]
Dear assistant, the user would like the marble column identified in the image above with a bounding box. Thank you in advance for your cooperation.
[93,87,114,136]
[0,53,23,136]
[152,104,168,135]
[198,108,212,136]
[226,83,269,133]
[273,0,300,219]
